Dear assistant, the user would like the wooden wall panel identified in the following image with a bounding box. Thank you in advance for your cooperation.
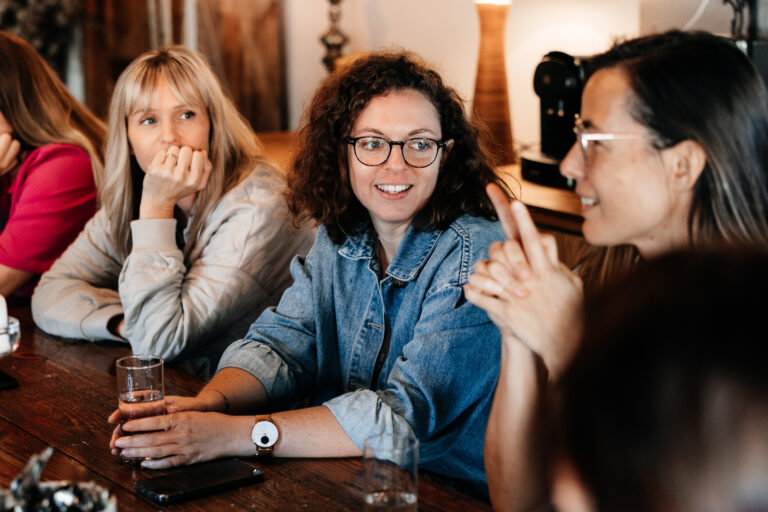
[82,0,285,129]
[197,0,286,130]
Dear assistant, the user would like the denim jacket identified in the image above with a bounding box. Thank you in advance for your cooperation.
[218,214,504,492]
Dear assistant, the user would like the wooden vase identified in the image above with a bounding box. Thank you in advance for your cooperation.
[473,2,516,164]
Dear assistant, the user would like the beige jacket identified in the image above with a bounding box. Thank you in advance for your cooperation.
[31,166,314,375]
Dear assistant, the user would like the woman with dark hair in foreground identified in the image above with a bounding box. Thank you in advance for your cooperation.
[109,51,512,495]
[464,30,768,510]
[558,249,768,512]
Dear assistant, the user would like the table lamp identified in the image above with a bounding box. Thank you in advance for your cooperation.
[474,0,515,164]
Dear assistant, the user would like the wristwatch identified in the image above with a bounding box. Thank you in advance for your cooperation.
[251,416,279,456]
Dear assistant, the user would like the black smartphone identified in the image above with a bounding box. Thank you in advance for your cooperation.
[135,458,264,505]
[0,369,18,391]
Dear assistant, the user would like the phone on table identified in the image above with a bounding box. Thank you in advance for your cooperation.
[135,458,264,505]
[0,369,18,391]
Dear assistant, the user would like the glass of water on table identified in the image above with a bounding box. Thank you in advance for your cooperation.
[115,355,164,465]
[363,432,418,511]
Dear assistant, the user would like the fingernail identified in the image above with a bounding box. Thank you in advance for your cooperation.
[512,286,529,298]
[491,283,505,295]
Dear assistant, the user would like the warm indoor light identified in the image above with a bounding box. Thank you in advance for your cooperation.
[475,0,512,4]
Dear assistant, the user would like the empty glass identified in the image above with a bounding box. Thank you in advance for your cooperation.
[363,433,418,511]
[0,317,20,358]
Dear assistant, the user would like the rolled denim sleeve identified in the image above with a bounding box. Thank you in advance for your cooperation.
[324,389,416,447]
[217,233,323,410]
[325,283,499,462]
[218,219,501,480]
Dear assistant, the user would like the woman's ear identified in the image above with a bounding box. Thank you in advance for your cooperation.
[663,139,706,192]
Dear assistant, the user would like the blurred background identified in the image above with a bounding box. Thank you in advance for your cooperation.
[0,0,759,146]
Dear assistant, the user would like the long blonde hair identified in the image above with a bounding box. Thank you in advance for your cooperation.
[0,31,105,186]
[101,46,279,259]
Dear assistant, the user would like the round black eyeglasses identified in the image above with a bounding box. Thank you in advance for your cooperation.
[345,136,447,168]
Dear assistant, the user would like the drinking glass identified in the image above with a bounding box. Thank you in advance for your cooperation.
[115,355,165,465]
[0,317,20,358]
[0,317,20,390]
[363,433,418,511]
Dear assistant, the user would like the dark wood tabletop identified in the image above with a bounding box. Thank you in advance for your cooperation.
[499,164,583,235]
[0,306,492,511]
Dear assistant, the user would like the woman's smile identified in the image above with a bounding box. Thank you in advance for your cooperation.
[347,89,444,239]
[375,183,413,196]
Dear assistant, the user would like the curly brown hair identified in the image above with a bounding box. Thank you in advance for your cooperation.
[286,51,512,244]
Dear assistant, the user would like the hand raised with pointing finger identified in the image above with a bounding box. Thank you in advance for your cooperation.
[465,183,584,380]
[139,145,213,219]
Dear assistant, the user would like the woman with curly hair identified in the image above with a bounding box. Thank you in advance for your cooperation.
[108,51,512,495]
[0,31,104,297]
[32,46,313,375]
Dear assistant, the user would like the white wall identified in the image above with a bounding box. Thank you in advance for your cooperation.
[506,0,639,146]
[284,0,640,145]
[282,0,743,145]
[640,0,733,35]
[283,0,478,130]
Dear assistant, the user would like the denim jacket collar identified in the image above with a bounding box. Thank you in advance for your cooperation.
[338,222,441,282]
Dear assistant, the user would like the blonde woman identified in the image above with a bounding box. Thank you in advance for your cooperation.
[32,47,314,376]
[0,31,104,297]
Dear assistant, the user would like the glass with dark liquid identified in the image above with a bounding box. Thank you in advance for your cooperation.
[115,355,164,466]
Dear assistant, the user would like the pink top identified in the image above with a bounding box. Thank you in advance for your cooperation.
[0,143,97,293]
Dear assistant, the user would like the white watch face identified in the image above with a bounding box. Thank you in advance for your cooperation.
[251,420,278,448]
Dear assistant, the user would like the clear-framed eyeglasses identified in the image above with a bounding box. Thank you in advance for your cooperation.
[345,136,448,168]
[573,115,646,161]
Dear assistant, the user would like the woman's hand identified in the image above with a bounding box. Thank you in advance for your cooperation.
[139,145,212,219]
[0,132,21,176]
[107,394,218,456]
[106,394,213,425]
[464,184,584,380]
[112,410,251,469]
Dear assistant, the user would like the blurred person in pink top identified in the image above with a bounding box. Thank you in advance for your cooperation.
[0,31,104,297]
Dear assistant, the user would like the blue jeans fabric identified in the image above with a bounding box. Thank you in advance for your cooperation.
[218,214,504,492]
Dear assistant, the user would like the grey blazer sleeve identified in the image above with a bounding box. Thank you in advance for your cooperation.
[117,170,314,361]
[31,208,125,341]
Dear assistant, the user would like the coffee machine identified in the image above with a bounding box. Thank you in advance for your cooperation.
[520,51,588,190]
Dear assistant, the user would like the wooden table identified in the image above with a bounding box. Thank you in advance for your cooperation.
[498,164,582,235]
[256,131,584,235]
[0,307,491,511]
